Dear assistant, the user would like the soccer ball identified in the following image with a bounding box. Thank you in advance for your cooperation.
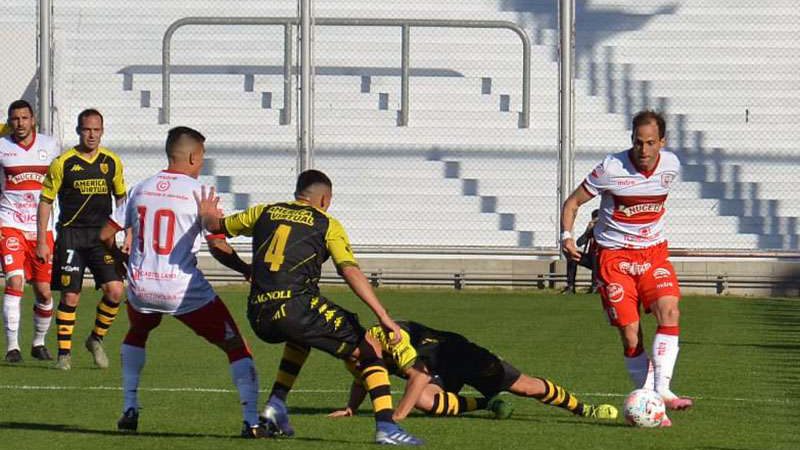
[623,389,666,428]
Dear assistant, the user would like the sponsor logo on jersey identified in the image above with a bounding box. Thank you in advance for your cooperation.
[70,164,83,172]
[617,202,663,217]
[5,236,21,252]
[656,281,674,290]
[268,206,315,226]
[100,163,109,175]
[254,289,292,303]
[156,180,170,192]
[7,172,46,185]
[606,283,625,303]
[73,178,108,194]
[653,268,671,279]
[618,261,651,275]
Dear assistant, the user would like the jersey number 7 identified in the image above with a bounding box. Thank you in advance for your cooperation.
[265,224,291,271]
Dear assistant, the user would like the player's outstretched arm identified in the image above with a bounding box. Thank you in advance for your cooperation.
[560,187,593,262]
[207,237,251,281]
[328,379,368,418]
[393,363,432,421]
[339,265,402,344]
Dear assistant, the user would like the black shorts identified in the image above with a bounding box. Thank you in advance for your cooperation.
[51,227,122,293]
[423,335,521,398]
[248,295,365,359]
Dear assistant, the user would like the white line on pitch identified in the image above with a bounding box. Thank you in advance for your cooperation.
[0,384,791,405]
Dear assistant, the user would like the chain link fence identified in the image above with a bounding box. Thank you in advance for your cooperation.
[1,1,39,136]
[23,0,798,253]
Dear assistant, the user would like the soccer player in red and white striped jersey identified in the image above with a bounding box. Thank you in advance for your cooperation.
[561,110,692,427]
[0,100,59,363]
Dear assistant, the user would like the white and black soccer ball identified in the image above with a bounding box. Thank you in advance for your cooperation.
[623,388,666,428]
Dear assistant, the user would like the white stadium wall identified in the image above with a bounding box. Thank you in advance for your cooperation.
[1,0,798,255]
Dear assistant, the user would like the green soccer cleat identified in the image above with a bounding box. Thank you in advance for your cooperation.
[487,396,514,420]
[581,404,618,420]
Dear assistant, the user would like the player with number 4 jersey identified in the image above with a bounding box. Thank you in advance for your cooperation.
[99,127,265,438]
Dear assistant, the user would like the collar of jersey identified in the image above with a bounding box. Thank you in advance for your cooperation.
[69,147,105,164]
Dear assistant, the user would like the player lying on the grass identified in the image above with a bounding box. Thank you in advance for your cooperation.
[99,127,267,438]
[329,320,618,422]
[198,169,422,445]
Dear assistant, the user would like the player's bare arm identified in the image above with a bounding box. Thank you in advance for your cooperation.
[339,265,402,344]
[328,379,368,418]
[393,363,432,421]
[560,186,594,262]
[207,237,251,281]
[35,198,54,262]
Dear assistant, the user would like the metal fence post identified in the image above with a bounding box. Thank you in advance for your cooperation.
[282,23,293,125]
[400,24,410,126]
[38,0,53,134]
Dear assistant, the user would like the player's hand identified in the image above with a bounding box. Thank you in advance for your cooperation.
[121,229,133,255]
[327,407,354,418]
[35,241,52,263]
[193,185,221,231]
[379,315,403,345]
[561,238,582,262]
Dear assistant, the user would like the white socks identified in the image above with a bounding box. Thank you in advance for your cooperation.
[121,344,146,411]
[230,357,260,425]
[32,301,53,347]
[624,351,654,389]
[3,289,22,352]
[652,332,680,399]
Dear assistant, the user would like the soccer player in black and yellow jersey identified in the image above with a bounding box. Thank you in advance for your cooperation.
[198,170,422,446]
[36,109,126,371]
[330,320,619,422]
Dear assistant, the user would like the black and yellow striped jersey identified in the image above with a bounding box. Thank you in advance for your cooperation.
[40,146,125,228]
[223,200,358,303]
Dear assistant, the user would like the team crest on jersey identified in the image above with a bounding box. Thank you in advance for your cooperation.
[61,275,71,287]
[661,172,676,188]
[5,237,21,252]
[39,150,48,160]
[606,283,625,303]
[653,268,671,279]
[100,163,109,174]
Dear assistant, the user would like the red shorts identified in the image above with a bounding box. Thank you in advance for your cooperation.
[596,241,681,327]
[0,227,54,283]
[125,297,252,362]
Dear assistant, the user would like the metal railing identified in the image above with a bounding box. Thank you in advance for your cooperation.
[161,17,531,127]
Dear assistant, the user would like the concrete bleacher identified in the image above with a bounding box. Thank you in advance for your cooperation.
[2,0,796,250]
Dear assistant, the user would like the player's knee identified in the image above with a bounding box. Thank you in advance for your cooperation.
[219,336,252,363]
[102,282,125,302]
[62,292,80,307]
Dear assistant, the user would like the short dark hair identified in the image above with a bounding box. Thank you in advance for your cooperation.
[77,108,104,128]
[295,169,332,196]
[165,126,205,157]
[631,110,666,140]
[7,99,34,118]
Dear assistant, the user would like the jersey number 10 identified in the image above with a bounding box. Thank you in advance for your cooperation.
[137,206,176,255]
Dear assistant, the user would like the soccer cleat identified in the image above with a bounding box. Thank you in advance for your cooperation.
[4,349,22,363]
[31,345,53,361]
[663,396,693,411]
[85,335,109,369]
[375,422,423,446]
[659,415,672,428]
[487,396,514,420]
[54,354,71,370]
[261,398,294,437]
[117,407,139,432]
[581,404,619,420]
[241,421,273,439]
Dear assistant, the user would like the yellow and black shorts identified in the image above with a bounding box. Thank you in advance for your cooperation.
[248,294,365,359]
[51,227,122,293]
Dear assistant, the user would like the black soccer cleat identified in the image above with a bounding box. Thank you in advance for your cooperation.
[31,345,53,361]
[4,349,22,363]
[241,421,273,439]
[117,407,139,432]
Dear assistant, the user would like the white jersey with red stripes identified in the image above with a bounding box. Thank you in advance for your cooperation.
[111,170,218,315]
[581,149,680,249]
[0,133,59,232]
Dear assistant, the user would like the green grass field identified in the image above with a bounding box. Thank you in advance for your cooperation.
[1,285,798,449]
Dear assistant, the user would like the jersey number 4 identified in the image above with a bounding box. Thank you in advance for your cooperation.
[264,224,291,271]
[137,206,176,255]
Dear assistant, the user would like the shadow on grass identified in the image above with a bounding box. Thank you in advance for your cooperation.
[0,421,356,444]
